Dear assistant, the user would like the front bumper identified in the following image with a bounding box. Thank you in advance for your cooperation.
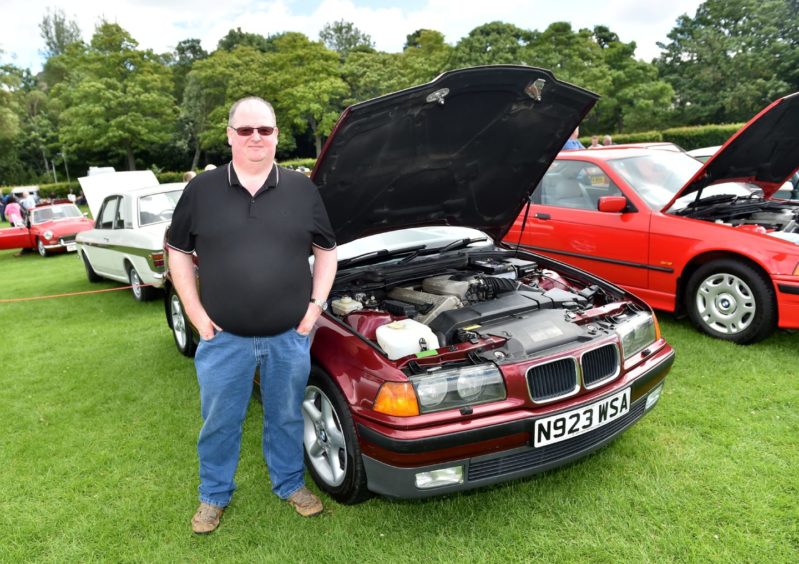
[360,349,673,499]
[42,240,78,252]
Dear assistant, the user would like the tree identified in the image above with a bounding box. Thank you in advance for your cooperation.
[451,22,536,67]
[258,33,348,156]
[52,22,178,170]
[0,64,22,142]
[217,28,272,53]
[39,8,81,59]
[171,38,208,102]
[319,20,374,58]
[400,29,453,85]
[657,0,799,124]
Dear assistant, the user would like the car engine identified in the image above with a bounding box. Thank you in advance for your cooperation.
[329,251,636,361]
[674,194,799,244]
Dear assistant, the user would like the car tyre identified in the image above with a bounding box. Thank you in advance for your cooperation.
[168,288,196,357]
[80,250,102,283]
[686,259,776,344]
[303,367,370,505]
[36,238,48,257]
[128,264,158,302]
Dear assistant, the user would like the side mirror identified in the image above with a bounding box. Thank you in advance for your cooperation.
[598,196,628,213]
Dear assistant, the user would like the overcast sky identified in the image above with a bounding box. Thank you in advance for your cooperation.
[1,0,704,73]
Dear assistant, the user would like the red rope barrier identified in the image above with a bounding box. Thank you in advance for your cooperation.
[0,284,154,303]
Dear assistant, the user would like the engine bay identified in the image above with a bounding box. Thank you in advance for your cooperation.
[674,193,799,244]
[329,250,638,361]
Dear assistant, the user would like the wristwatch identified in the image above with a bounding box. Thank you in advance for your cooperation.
[310,298,328,311]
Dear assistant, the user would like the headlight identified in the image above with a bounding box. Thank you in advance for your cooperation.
[43,230,54,241]
[409,364,506,413]
[616,313,657,359]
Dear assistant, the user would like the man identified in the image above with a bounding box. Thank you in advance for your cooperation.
[588,135,600,149]
[562,127,585,151]
[167,96,337,535]
[19,191,36,213]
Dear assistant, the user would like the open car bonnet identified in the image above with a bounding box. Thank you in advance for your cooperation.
[313,65,598,245]
[663,91,799,211]
[78,170,159,219]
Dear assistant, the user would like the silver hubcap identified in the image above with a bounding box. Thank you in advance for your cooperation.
[37,240,46,256]
[302,385,347,487]
[170,294,187,349]
[695,272,755,334]
[130,270,142,299]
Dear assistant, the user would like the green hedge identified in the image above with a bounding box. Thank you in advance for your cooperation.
[156,171,187,183]
[662,124,743,151]
[581,123,745,151]
[280,158,317,170]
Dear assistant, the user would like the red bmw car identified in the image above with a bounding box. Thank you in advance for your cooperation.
[165,66,674,502]
[507,93,799,344]
[0,201,94,256]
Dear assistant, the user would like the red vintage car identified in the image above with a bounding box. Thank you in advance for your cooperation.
[164,66,674,503]
[506,92,799,343]
[0,202,94,256]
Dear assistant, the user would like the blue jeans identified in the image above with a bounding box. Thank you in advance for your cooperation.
[194,328,311,507]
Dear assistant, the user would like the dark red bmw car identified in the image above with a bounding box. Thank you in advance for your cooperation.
[164,66,674,503]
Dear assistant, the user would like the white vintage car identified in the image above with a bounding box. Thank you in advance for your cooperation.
[76,171,186,301]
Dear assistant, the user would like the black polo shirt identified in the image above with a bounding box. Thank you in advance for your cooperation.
[167,163,336,336]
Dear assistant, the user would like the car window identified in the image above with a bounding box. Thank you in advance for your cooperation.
[31,204,82,225]
[607,152,702,209]
[138,190,182,226]
[532,161,622,210]
[96,197,121,230]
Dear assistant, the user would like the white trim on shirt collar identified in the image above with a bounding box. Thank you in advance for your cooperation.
[227,162,279,189]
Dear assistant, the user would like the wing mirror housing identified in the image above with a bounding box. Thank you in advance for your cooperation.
[598,196,628,213]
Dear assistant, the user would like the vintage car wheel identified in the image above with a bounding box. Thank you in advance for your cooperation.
[168,289,196,357]
[302,367,370,504]
[686,259,776,344]
[128,265,158,302]
[80,250,102,283]
[36,238,48,257]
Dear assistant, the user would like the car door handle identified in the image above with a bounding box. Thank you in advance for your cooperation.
[534,212,551,220]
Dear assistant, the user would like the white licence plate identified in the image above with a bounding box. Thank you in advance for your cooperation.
[66,243,76,252]
[533,388,630,448]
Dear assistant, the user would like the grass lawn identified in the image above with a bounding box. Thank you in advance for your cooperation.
[1,247,797,563]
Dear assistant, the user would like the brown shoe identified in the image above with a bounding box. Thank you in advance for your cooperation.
[286,487,323,517]
[191,502,224,534]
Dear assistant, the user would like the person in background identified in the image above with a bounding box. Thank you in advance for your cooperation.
[20,191,36,213]
[0,189,5,222]
[5,198,23,227]
[202,164,216,172]
[603,134,614,146]
[562,127,585,151]
[183,171,197,182]
[588,135,601,149]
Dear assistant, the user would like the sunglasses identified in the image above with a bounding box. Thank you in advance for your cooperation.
[229,125,276,137]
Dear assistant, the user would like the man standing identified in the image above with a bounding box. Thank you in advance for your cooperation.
[167,96,337,534]
[562,127,585,151]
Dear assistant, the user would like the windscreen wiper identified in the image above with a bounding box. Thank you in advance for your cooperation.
[338,244,427,268]
[396,237,489,265]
